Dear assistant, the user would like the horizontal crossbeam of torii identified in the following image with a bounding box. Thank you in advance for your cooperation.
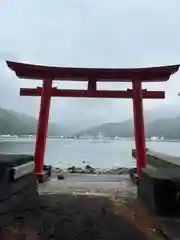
[6,60,179,182]
[20,87,165,99]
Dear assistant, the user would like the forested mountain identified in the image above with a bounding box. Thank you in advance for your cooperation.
[78,117,180,139]
[0,107,64,136]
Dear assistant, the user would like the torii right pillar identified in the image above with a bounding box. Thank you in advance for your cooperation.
[132,80,146,175]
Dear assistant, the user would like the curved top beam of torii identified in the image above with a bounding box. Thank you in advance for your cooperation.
[6,61,179,82]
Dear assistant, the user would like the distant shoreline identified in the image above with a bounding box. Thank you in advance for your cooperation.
[0,136,180,143]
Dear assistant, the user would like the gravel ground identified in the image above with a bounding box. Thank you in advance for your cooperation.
[0,174,164,239]
[1,194,147,240]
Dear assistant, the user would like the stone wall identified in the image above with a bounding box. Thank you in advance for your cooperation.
[132,148,180,169]
[0,154,39,228]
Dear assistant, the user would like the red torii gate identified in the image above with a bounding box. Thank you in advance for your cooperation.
[6,61,179,181]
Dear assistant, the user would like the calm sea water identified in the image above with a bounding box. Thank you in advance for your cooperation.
[0,139,180,168]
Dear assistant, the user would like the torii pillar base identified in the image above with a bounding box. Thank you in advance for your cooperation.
[37,165,52,183]
[37,172,49,183]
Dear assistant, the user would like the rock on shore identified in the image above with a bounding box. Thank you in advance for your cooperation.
[103,167,129,175]
[52,165,130,179]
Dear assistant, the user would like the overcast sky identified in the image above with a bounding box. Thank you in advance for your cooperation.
[0,0,180,129]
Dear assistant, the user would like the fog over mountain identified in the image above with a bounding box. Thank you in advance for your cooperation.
[144,104,180,123]
[0,0,180,131]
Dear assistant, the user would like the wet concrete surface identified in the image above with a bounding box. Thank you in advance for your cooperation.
[0,174,165,239]
[39,174,137,202]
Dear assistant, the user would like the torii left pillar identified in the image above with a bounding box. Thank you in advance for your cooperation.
[132,80,146,175]
[34,79,52,181]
